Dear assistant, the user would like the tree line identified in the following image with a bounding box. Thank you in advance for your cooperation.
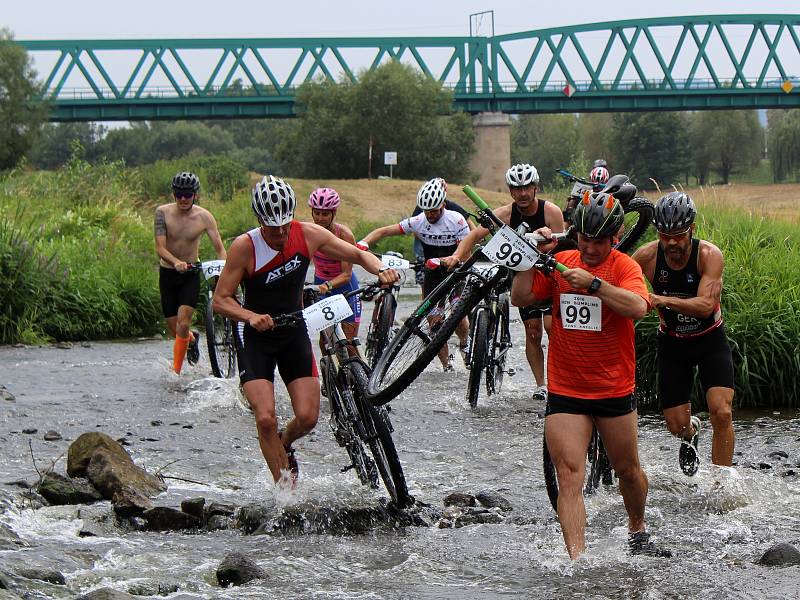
[3,28,800,188]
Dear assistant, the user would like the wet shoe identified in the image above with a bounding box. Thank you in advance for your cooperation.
[459,342,469,368]
[531,387,547,403]
[679,415,701,476]
[186,330,200,366]
[443,363,455,373]
[628,531,672,558]
[278,430,299,485]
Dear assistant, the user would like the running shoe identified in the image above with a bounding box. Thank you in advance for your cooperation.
[278,430,299,484]
[531,387,547,403]
[679,415,701,476]
[459,341,469,367]
[187,330,200,366]
[628,531,672,558]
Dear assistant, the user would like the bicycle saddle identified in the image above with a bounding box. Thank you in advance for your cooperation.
[600,174,637,206]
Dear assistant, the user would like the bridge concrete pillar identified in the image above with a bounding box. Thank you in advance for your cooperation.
[469,112,511,192]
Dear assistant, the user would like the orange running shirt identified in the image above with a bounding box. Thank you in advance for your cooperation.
[531,249,650,400]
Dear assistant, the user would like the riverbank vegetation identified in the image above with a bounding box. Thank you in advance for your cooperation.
[1,159,798,407]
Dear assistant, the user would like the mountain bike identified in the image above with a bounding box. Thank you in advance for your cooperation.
[363,252,426,370]
[542,423,614,512]
[192,260,238,378]
[276,285,412,508]
[366,187,569,406]
[556,169,654,254]
[463,260,515,408]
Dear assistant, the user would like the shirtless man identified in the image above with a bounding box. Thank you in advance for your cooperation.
[154,171,227,374]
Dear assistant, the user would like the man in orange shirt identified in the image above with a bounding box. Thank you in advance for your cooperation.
[511,192,670,560]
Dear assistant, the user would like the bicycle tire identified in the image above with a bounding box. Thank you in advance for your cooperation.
[584,429,602,496]
[542,426,559,512]
[366,275,485,405]
[366,293,396,369]
[615,197,655,254]
[486,294,511,396]
[466,308,489,408]
[205,298,236,378]
[346,361,412,507]
[328,376,379,488]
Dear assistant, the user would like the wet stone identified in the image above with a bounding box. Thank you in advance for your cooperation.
[55,341,73,349]
[759,542,800,566]
[43,430,62,441]
[150,420,163,426]
[22,428,37,435]
[204,501,236,519]
[443,492,476,507]
[142,506,201,531]
[475,490,513,512]
[0,386,15,403]
[76,588,138,599]
[37,473,103,505]
[758,463,773,470]
[127,581,178,596]
[768,451,789,460]
[206,514,234,531]
[180,497,205,520]
[16,567,66,585]
[237,502,278,534]
[216,551,267,587]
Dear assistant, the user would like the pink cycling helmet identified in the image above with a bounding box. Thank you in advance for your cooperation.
[590,166,610,185]
[308,187,341,210]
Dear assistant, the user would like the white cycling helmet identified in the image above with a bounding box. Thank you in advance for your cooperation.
[505,163,540,187]
[252,175,296,226]
[416,178,447,210]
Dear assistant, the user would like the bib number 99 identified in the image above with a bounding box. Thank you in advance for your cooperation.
[559,293,602,331]
[564,304,592,326]
[494,243,522,268]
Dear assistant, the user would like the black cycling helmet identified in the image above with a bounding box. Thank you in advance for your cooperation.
[654,192,696,233]
[593,158,608,169]
[572,191,625,239]
[172,171,200,195]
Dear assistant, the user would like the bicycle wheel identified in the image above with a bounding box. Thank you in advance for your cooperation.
[206,297,236,378]
[584,429,602,496]
[365,292,396,369]
[466,308,489,408]
[367,274,484,405]
[486,294,511,396]
[542,426,559,512]
[346,361,412,507]
[327,378,379,488]
[615,197,655,254]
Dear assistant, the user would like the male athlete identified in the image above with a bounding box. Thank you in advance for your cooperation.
[154,172,226,374]
[443,164,564,401]
[632,192,734,476]
[212,175,398,485]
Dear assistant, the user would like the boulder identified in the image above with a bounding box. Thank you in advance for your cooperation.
[0,522,24,551]
[443,492,476,508]
[78,504,119,538]
[127,581,178,596]
[475,490,513,512]
[111,488,153,518]
[16,568,66,585]
[142,507,200,531]
[206,515,234,531]
[0,386,14,403]
[37,473,103,505]
[216,552,266,587]
[76,588,137,600]
[86,447,166,501]
[68,432,134,478]
[43,431,62,441]
[759,542,800,566]
[180,497,205,520]
[204,501,235,520]
[237,502,277,534]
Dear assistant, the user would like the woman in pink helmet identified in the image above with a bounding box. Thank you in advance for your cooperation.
[308,188,362,342]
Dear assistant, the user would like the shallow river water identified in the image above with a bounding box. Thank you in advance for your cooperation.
[1,294,799,599]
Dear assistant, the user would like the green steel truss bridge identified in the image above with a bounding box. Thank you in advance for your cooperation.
[17,14,800,122]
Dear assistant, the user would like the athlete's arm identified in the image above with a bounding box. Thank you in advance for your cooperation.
[445,204,512,265]
[631,242,658,286]
[560,265,648,320]
[154,207,187,271]
[649,242,724,317]
[306,224,399,285]
[212,236,275,331]
[543,201,566,233]
[204,211,227,260]
[322,225,357,291]
[359,224,404,247]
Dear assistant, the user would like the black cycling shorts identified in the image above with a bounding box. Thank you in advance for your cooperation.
[518,303,552,321]
[545,391,637,418]
[657,325,735,410]
[159,267,200,318]
[235,326,318,385]
[422,267,449,298]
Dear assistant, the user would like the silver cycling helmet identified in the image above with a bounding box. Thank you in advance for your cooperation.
[416,178,447,211]
[252,175,296,226]
[654,191,697,233]
[505,163,540,187]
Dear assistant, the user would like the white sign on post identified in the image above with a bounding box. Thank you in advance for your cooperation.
[384,151,397,178]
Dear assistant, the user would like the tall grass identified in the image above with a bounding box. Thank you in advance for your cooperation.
[635,207,800,410]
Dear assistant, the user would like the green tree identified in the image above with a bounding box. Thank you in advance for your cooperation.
[576,113,616,172]
[511,114,579,188]
[767,109,800,182]
[691,110,762,184]
[0,28,46,170]
[277,62,474,181]
[28,122,106,169]
[611,111,691,189]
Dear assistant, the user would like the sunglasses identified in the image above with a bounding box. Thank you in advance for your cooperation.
[658,227,691,239]
[175,191,195,200]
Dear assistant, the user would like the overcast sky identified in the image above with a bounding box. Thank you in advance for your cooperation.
[5,0,800,39]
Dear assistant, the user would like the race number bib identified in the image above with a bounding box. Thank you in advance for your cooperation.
[381,254,410,270]
[303,294,353,335]
[560,294,602,331]
[571,182,593,198]
[482,226,538,271]
[200,260,226,280]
